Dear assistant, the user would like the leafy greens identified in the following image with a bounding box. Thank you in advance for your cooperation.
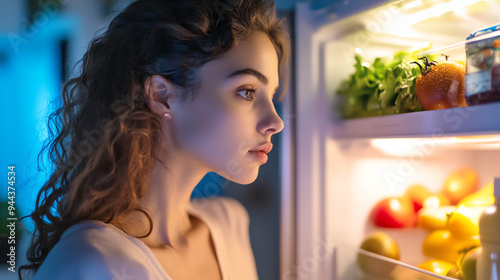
[336,51,438,119]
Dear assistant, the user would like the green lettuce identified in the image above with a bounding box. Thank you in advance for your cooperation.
[336,50,438,119]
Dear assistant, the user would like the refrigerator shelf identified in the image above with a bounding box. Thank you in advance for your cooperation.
[334,228,462,280]
[356,248,458,280]
[330,102,500,139]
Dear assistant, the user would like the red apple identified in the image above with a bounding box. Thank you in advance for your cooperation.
[371,197,417,228]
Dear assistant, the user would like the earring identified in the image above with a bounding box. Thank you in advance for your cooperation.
[163,112,171,119]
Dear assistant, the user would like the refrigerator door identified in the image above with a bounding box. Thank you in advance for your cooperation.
[288,1,500,280]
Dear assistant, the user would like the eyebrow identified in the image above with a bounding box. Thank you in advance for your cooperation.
[226,67,280,94]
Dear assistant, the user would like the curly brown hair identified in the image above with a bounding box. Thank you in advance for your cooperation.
[18,0,290,279]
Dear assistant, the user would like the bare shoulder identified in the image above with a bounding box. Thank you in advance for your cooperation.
[34,225,149,280]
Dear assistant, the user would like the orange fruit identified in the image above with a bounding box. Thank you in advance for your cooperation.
[441,167,479,205]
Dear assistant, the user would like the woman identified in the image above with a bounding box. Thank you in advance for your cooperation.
[18,0,290,279]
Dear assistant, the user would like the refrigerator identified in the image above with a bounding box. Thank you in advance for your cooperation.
[280,0,500,279]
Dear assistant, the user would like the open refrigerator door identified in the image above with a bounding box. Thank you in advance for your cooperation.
[285,0,500,280]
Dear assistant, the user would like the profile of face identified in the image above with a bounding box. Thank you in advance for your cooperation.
[149,31,285,185]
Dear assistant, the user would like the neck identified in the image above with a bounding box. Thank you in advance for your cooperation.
[117,154,209,250]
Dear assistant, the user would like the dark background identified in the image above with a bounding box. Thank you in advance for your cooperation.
[0,0,297,279]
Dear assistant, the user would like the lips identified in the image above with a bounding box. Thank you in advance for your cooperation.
[250,142,273,154]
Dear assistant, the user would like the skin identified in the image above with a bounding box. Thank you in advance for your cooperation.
[118,31,284,277]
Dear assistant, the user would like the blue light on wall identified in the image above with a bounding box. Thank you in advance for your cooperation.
[0,16,76,234]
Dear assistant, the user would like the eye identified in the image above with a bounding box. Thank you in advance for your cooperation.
[237,88,256,102]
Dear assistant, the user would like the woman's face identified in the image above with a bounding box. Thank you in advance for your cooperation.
[170,31,284,184]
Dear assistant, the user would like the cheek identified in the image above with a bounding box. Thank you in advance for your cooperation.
[174,97,255,163]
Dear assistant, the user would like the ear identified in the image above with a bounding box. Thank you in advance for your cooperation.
[144,75,176,116]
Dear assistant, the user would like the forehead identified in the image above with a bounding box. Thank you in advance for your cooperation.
[199,32,279,86]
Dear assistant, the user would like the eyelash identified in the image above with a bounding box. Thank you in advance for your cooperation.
[237,88,257,102]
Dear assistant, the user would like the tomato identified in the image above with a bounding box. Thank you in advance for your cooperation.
[441,167,479,205]
[371,197,416,228]
[357,232,400,277]
[417,259,456,276]
[447,205,485,239]
[404,184,432,213]
[422,230,480,264]
[413,57,466,110]
[458,182,494,207]
[417,206,456,231]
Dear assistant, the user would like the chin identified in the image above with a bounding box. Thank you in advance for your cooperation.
[217,165,260,185]
[234,174,259,185]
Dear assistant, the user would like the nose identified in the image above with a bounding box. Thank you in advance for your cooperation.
[258,100,285,136]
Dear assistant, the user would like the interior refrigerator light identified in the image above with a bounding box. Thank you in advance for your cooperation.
[370,139,420,157]
[371,135,500,156]
[370,0,485,35]
[402,0,423,10]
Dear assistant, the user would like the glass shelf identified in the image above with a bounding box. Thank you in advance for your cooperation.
[335,230,459,280]
[330,102,500,139]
